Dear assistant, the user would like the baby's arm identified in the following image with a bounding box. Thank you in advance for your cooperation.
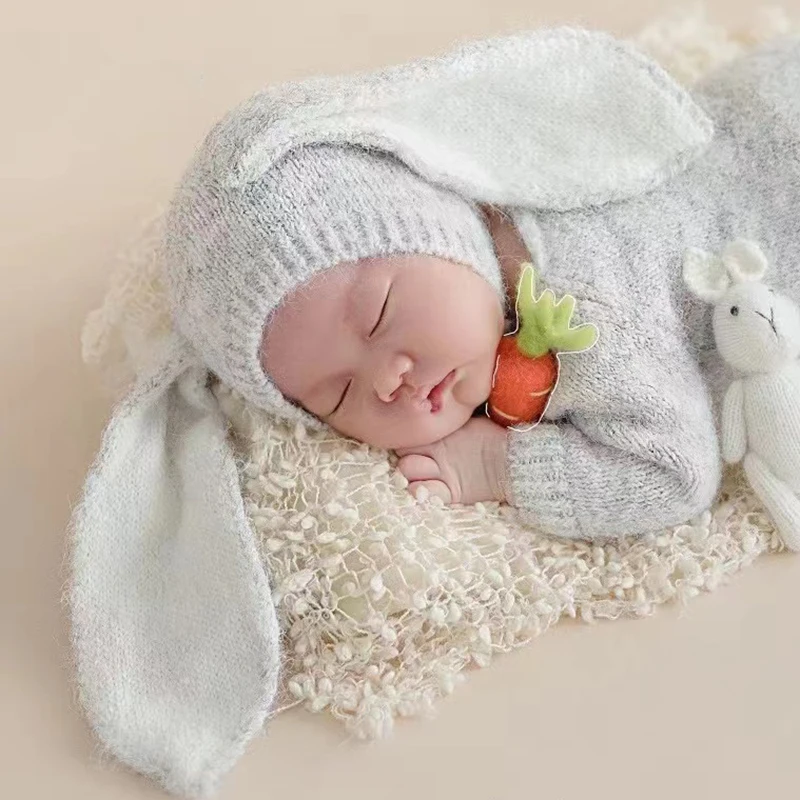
[506,306,722,539]
[396,416,509,505]
[396,302,722,537]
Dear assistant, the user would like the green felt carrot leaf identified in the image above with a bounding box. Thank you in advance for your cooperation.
[514,264,598,358]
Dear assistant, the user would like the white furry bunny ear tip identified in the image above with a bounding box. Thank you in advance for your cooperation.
[683,247,730,302]
[722,238,769,284]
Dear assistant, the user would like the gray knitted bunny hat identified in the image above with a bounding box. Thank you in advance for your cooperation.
[163,140,504,430]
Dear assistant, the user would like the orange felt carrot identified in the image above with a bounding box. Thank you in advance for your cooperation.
[486,264,598,429]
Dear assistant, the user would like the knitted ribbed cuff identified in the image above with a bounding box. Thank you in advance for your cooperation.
[505,423,580,539]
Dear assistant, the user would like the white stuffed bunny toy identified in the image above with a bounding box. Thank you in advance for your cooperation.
[684,239,800,551]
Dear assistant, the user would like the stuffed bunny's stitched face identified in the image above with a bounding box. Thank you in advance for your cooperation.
[714,282,800,373]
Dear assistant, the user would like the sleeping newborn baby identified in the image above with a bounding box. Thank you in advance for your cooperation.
[259,147,519,508]
[72,28,800,794]
[257,142,718,537]
[163,30,800,541]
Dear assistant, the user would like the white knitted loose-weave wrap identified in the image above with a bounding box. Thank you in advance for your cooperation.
[81,6,797,741]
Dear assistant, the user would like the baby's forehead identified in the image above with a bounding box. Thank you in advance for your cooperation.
[272,264,356,336]
[290,255,398,306]
[262,261,370,385]
[291,260,360,302]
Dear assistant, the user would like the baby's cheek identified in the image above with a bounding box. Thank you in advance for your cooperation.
[438,299,500,352]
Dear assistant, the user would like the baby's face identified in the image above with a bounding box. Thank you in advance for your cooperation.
[261,255,505,449]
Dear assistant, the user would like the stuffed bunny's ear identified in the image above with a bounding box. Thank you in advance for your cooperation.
[69,334,280,797]
[683,247,730,302]
[722,238,769,283]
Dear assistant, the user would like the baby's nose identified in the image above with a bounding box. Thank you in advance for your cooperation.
[375,354,414,403]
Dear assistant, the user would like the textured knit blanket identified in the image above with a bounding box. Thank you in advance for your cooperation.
[76,5,797,794]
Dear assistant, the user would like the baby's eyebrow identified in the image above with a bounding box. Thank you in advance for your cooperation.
[344,271,366,322]
[346,264,388,328]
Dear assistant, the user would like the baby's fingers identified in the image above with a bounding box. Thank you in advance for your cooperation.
[396,454,452,503]
[396,453,441,483]
[408,480,452,504]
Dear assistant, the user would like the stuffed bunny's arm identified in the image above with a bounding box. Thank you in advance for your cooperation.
[721,380,747,464]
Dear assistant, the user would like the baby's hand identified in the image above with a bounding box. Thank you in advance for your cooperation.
[395,416,508,505]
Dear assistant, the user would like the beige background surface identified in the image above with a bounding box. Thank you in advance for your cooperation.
[2,1,799,798]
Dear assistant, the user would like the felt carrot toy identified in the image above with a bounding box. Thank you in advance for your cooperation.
[486,263,598,429]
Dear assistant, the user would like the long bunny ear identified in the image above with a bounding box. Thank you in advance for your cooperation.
[683,246,731,302]
[69,333,280,797]
[722,238,769,283]
[217,28,713,211]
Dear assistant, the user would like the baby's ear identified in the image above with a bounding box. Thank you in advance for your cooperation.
[722,238,769,284]
[222,28,713,212]
[683,247,730,302]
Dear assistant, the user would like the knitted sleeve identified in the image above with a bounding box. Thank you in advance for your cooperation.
[504,300,723,539]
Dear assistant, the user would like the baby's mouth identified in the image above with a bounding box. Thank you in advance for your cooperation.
[427,369,457,413]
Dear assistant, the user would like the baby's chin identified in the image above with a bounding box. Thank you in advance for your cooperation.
[366,404,481,451]
[381,369,492,449]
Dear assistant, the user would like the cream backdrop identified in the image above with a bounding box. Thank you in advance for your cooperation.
[2,2,799,799]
